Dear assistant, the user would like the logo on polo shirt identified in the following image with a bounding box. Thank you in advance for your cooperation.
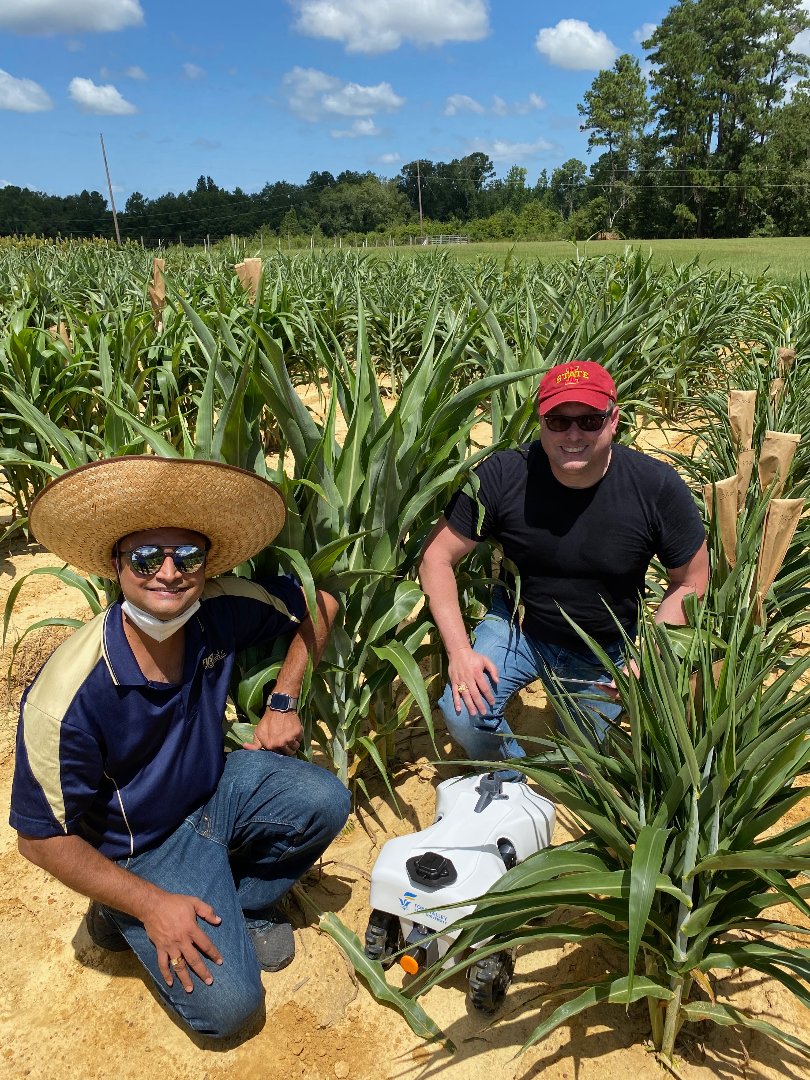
[203,650,228,670]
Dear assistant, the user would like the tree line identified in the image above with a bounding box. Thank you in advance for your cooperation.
[2,0,809,243]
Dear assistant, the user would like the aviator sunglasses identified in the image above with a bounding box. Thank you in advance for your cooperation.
[542,408,613,433]
[117,543,208,577]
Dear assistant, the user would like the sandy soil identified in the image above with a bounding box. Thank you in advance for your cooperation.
[2,422,809,1080]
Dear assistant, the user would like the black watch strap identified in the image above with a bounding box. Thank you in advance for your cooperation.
[268,692,299,712]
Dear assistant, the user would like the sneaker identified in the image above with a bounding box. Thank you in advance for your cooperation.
[247,908,295,972]
[85,901,130,952]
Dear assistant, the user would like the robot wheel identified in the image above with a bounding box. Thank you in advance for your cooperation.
[363,909,404,968]
[467,948,516,1013]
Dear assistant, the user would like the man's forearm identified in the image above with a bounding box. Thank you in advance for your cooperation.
[654,583,699,626]
[655,543,710,627]
[418,559,472,657]
[18,832,162,921]
[274,588,338,695]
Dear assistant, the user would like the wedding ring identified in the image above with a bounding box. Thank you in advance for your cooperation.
[170,956,183,968]
[456,683,468,693]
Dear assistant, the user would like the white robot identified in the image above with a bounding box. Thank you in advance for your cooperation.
[364,772,555,1011]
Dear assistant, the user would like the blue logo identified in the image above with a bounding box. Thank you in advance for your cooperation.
[399,890,418,911]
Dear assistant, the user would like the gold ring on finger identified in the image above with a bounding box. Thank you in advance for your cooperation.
[456,683,468,693]
[170,956,183,968]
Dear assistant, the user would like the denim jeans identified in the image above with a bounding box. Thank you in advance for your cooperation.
[438,593,625,764]
[102,749,350,1038]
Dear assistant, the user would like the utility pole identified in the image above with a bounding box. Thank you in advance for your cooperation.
[100,133,122,245]
[416,159,424,235]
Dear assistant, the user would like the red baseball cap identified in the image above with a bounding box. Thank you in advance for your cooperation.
[537,361,617,415]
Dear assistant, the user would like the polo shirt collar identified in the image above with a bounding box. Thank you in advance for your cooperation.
[102,597,207,687]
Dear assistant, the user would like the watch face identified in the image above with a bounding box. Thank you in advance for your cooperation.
[270,692,297,711]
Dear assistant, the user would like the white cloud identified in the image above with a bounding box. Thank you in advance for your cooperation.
[0,69,53,112]
[68,76,137,114]
[378,151,401,165]
[102,64,147,81]
[794,7,810,57]
[289,0,489,54]
[468,137,553,163]
[445,91,545,117]
[0,0,144,35]
[283,66,404,122]
[183,63,205,80]
[634,22,657,44]
[444,93,485,116]
[535,19,617,71]
[507,92,546,115]
[331,117,381,138]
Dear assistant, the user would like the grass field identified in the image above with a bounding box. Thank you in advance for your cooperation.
[301,235,810,283]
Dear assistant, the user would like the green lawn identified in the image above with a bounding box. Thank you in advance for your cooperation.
[398,236,810,282]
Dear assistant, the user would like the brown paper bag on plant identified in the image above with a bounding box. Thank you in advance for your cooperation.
[758,431,800,498]
[235,257,262,300]
[728,390,756,451]
[769,378,785,404]
[702,476,739,566]
[735,449,756,512]
[752,498,804,625]
[689,658,725,721]
[777,347,796,377]
[148,258,165,331]
[47,321,72,349]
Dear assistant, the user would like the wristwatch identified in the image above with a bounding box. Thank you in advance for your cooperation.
[267,692,299,712]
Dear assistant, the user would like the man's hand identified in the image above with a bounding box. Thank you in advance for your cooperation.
[243,708,303,755]
[448,647,499,716]
[602,657,641,700]
[142,892,223,992]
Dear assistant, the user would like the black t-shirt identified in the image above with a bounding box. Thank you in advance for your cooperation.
[444,442,705,648]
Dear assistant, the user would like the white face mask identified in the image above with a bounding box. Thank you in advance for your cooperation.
[121,599,201,643]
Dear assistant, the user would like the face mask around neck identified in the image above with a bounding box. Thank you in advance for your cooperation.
[121,598,201,643]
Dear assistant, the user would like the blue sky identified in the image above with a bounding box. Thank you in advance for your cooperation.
[1,0,808,206]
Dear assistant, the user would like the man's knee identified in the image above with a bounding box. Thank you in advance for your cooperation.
[305,766,350,840]
[179,969,264,1039]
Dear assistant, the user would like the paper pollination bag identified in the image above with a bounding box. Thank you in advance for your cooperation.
[777,347,797,378]
[703,476,739,566]
[235,257,262,300]
[752,497,804,625]
[728,390,756,452]
[148,258,165,331]
[735,449,756,512]
[758,430,800,498]
[769,378,786,404]
[47,321,72,349]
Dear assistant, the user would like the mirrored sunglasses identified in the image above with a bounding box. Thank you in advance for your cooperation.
[118,544,207,577]
[543,410,612,433]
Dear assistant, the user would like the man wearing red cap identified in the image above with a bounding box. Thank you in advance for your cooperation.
[419,360,708,764]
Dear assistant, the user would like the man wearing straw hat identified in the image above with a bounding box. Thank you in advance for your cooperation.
[419,360,708,765]
[9,456,350,1039]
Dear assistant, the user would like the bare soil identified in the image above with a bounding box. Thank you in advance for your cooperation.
[2,420,809,1080]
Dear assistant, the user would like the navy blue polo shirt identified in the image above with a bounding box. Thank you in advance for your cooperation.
[10,575,306,859]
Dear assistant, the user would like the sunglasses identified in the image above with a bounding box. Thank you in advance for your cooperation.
[542,409,613,433]
[118,544,207,577]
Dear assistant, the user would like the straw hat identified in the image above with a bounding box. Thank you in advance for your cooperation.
[29,456,286,579]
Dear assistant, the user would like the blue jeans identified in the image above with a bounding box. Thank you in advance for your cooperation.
[102,750,350,1038]
[439,594,624,764]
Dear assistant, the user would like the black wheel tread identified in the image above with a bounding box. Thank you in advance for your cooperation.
[468,949,515,1013]
[363,909,403,968]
